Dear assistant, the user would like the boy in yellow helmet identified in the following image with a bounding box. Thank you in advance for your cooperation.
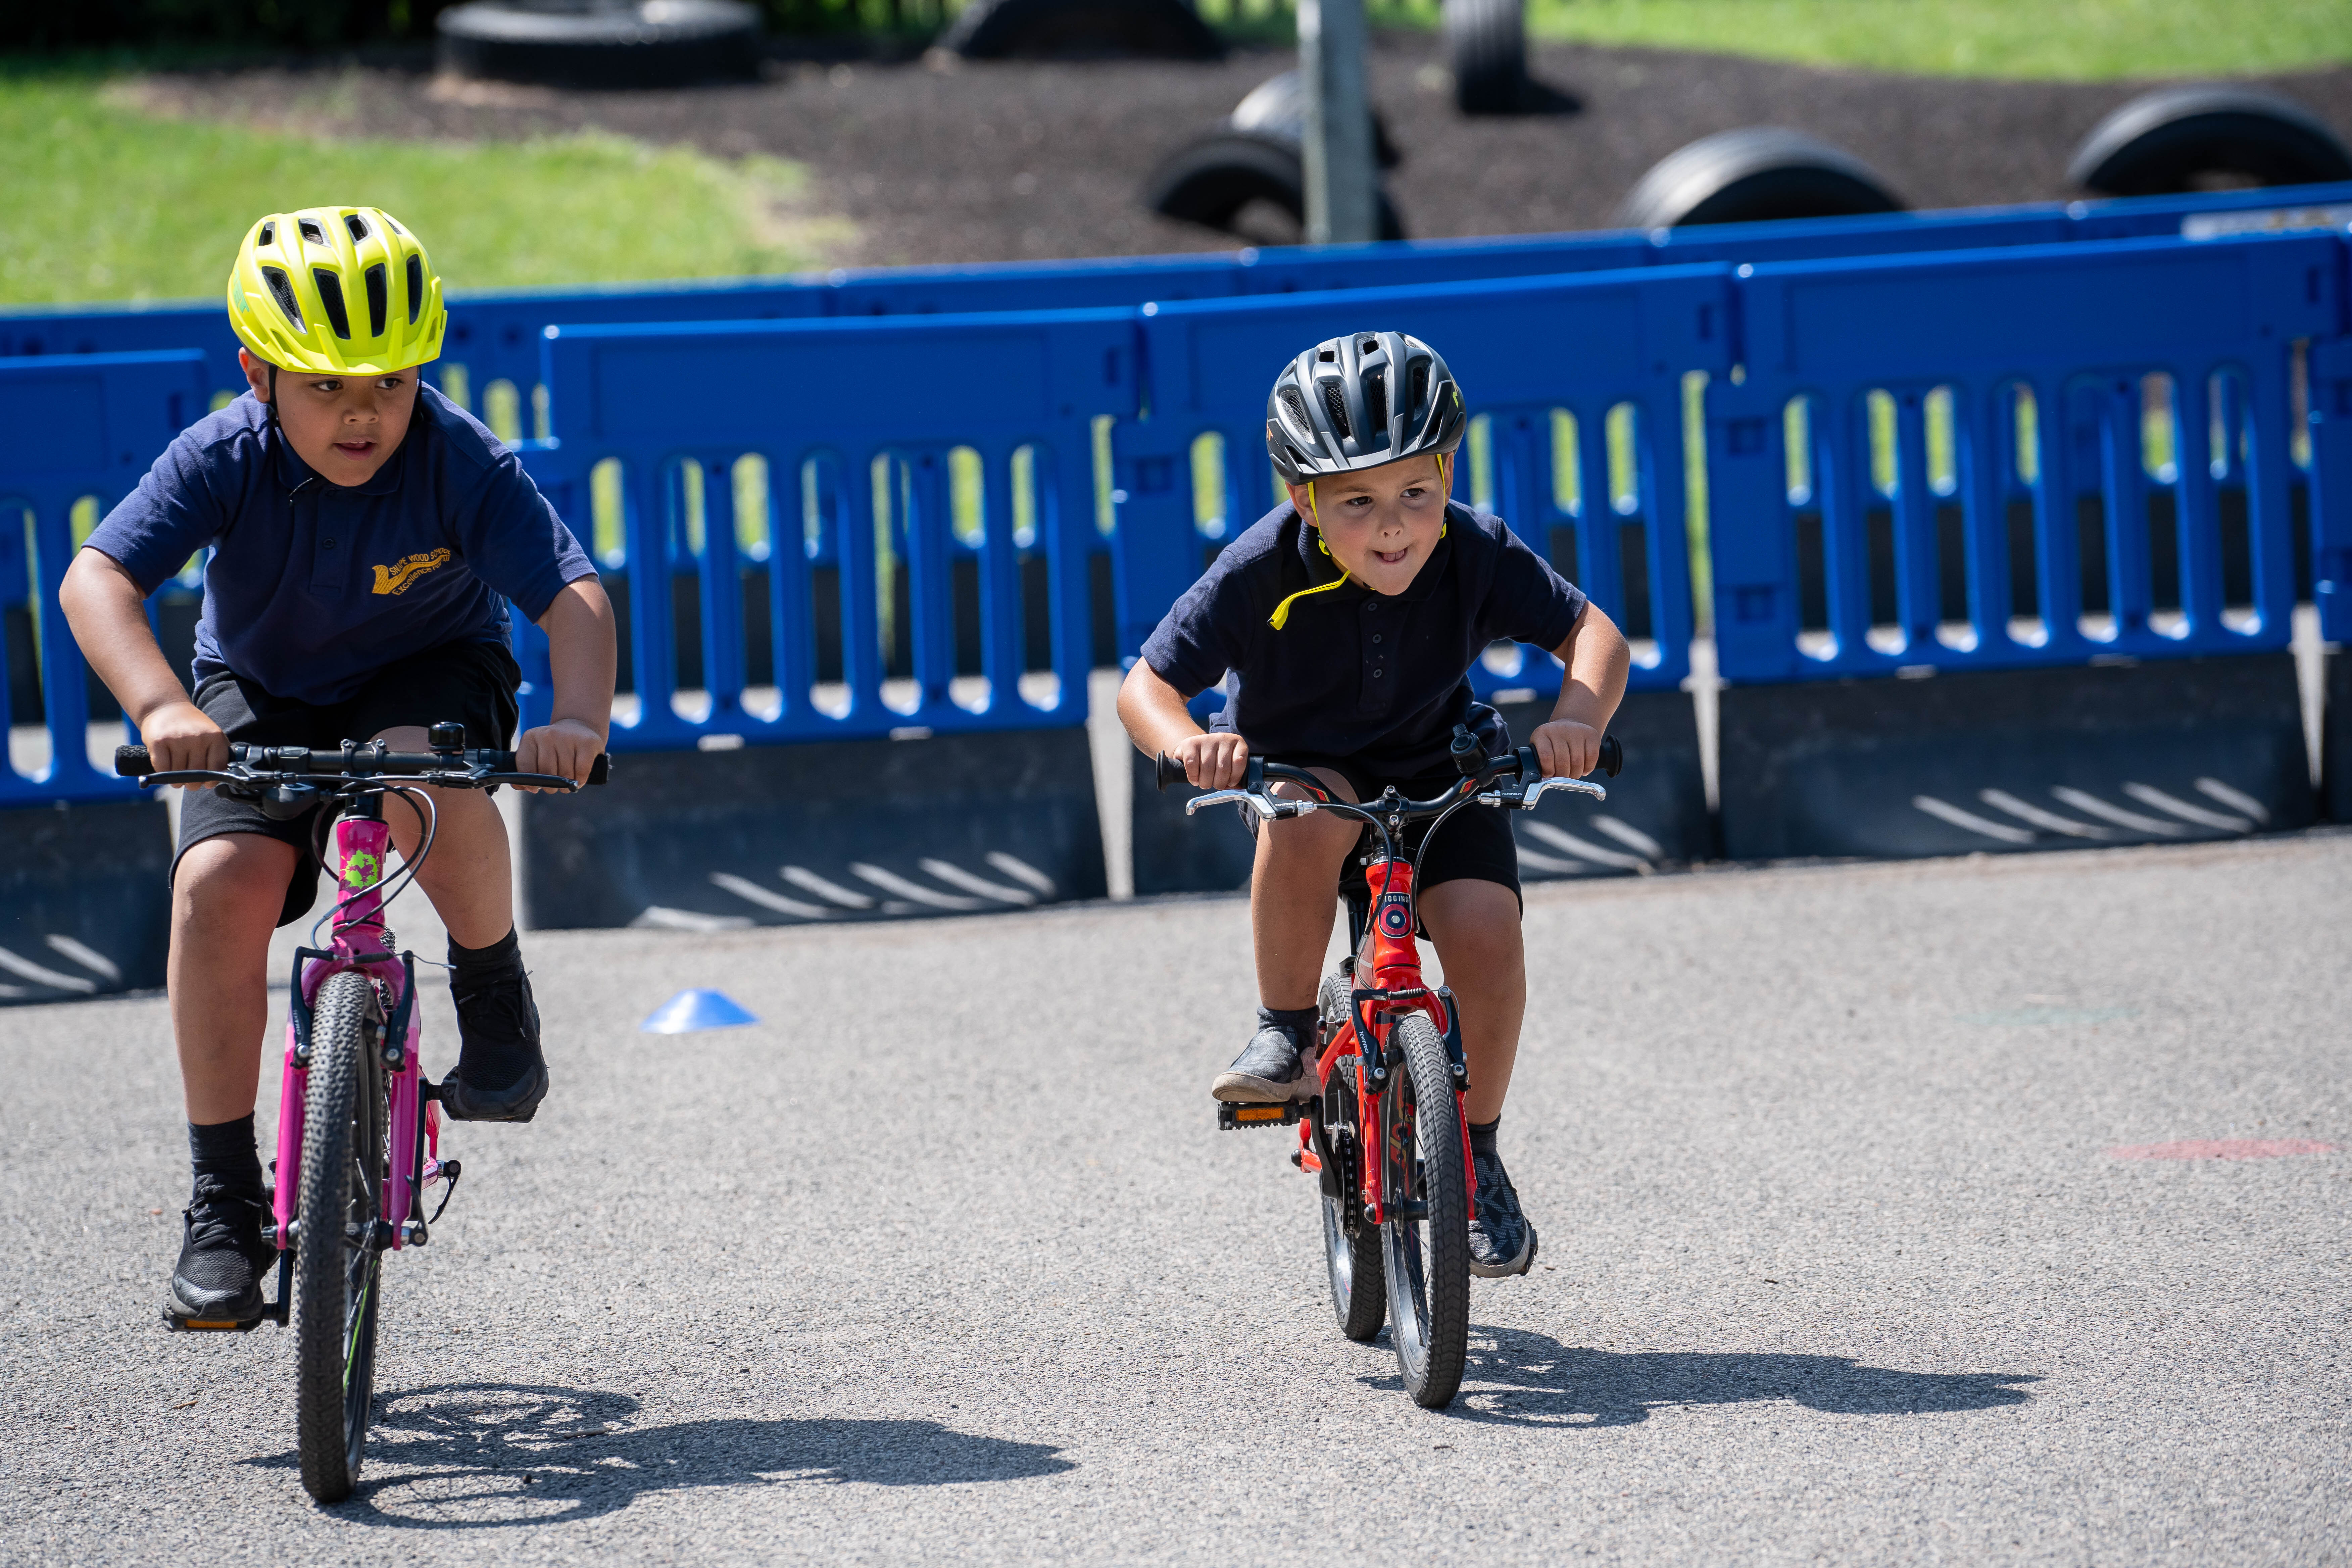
[60,208,616,1328]
[1118,331,1627,1277]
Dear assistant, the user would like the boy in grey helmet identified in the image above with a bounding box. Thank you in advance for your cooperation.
[1118,330,1627,1276]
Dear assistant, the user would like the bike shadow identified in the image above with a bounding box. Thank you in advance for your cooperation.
[1363,1326,2040,1427]
[243,1382,1075,1526]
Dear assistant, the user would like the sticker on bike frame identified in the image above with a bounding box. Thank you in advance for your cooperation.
[1377,893,1413,939]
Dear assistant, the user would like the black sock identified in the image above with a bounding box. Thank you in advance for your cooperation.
[189,1114,263,1199]
[1259,1004,1321,1041]
[449,928,521,990]
[451,929,535,1087]
[1468,1116,1500,1155]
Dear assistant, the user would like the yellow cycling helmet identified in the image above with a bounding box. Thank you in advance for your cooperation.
[225,206,445,375]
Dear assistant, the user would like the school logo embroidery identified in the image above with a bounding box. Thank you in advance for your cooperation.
[371,548,451,596]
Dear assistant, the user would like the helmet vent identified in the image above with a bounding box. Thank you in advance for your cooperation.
[298,218,325,246]
[1322,382,1351,440]
[260,266,303,331]
[1363,370,1388,437]
[1361,339,1379,355]
[1278,386,1309,430]
[345,213,371,243]
[312,268,352,340]
[1409,362,1428,415]
[364,264,389,340]
[384,214,405,235]
[257,220,276,248]
[1318,348,1337,363]
[404,255,425,325]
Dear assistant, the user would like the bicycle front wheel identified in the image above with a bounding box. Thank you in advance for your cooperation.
[292,970,388,1504]
[1378,1013,1470,1408]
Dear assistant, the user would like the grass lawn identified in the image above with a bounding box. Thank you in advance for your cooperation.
[1199,0,2352,79]
[0,69,846,306]
[1517,0,2351,80]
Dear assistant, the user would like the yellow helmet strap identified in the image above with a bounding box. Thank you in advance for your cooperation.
[1269,478,1353,630]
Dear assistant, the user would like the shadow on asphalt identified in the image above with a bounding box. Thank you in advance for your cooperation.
[1360,1328,2040,1426]
[245,1382,1074,1525]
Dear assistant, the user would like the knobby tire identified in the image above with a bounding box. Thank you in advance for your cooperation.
[293,970,388,1504]
[1379,1013,1470,1408]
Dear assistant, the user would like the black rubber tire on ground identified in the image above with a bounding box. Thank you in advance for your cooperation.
[1443,0,1526,116]
[1612,126,1906,229]
[1142,132,1408,242]
[941,0,1224,61]
[1229,69,1404,170]
[1379,1013,1470,1408]
[293,971,388,1505]
[2067,84,2352,196]
[437,2,762,90]
[1318,969,1386,1342]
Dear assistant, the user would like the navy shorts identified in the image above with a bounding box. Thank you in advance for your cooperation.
[172,638,521,928]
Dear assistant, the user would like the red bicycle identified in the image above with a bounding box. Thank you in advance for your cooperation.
[1159,726,1622,1407]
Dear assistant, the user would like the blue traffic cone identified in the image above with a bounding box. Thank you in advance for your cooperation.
[641,989,759,1034]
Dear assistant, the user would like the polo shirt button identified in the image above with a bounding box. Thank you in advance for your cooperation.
[1371,633,1382,644]
[1372,669,1384,679]
[322,537,337,549]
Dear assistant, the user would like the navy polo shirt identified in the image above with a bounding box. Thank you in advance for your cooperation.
[85,384,593,706]
[1141,499,1590,776]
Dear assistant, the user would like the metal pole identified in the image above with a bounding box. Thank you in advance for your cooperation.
[1298,0,1378,245]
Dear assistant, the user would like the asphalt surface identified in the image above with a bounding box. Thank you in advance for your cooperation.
[4,831,2348,1564]
[122,43,2352,268]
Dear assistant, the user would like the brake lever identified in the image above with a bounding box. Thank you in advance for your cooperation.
[1184,789,1314,822]
[1486,776,1607,808]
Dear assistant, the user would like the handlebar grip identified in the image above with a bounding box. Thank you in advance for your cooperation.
[587,752,610,786]
[1599,734,1623,778]
[115,745,153,778]
[1154,752,1187,793]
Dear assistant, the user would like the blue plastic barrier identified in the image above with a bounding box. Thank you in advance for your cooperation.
[0,351,203,1001]
[1108,263,1733,696]
[527,307,1139,750]
[6,183,2346,411]
[1705,233,2341,683]
[0,349,212,804]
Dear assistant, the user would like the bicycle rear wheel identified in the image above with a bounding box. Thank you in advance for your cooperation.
[293,970,389,1503]
[1317,968,1385,1341]
[1378,1013,1470,1408]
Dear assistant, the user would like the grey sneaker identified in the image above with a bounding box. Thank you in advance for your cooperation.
[1467,1142,1537,1277]
[1212,1009,1317,1102]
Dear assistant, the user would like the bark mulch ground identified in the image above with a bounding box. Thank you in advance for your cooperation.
[129,39,2352,271]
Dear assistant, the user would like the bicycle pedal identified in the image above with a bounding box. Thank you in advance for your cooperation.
[160,1307,266,1333]
[1218,1101,1303,1130]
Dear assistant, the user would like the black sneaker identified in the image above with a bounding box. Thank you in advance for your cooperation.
[164,1187,276,1327]
[1467,1143,1538,1277]
[1212,1014,1315,1102]
[441,967,550,1123]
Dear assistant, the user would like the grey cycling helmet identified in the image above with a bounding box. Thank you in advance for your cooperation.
[1265,330,1466,484]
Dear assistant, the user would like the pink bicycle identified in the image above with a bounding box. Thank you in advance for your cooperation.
[118,726,606,1503]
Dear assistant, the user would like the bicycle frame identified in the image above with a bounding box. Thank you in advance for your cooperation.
[1303,825,1477,1229]
[267,797,450,1276]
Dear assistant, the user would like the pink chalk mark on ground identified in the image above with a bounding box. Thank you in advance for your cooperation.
[2107,1139,2338,1161]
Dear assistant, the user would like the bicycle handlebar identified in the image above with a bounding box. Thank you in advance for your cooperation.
[114,741,611,790]
[1153,732,1621,794]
